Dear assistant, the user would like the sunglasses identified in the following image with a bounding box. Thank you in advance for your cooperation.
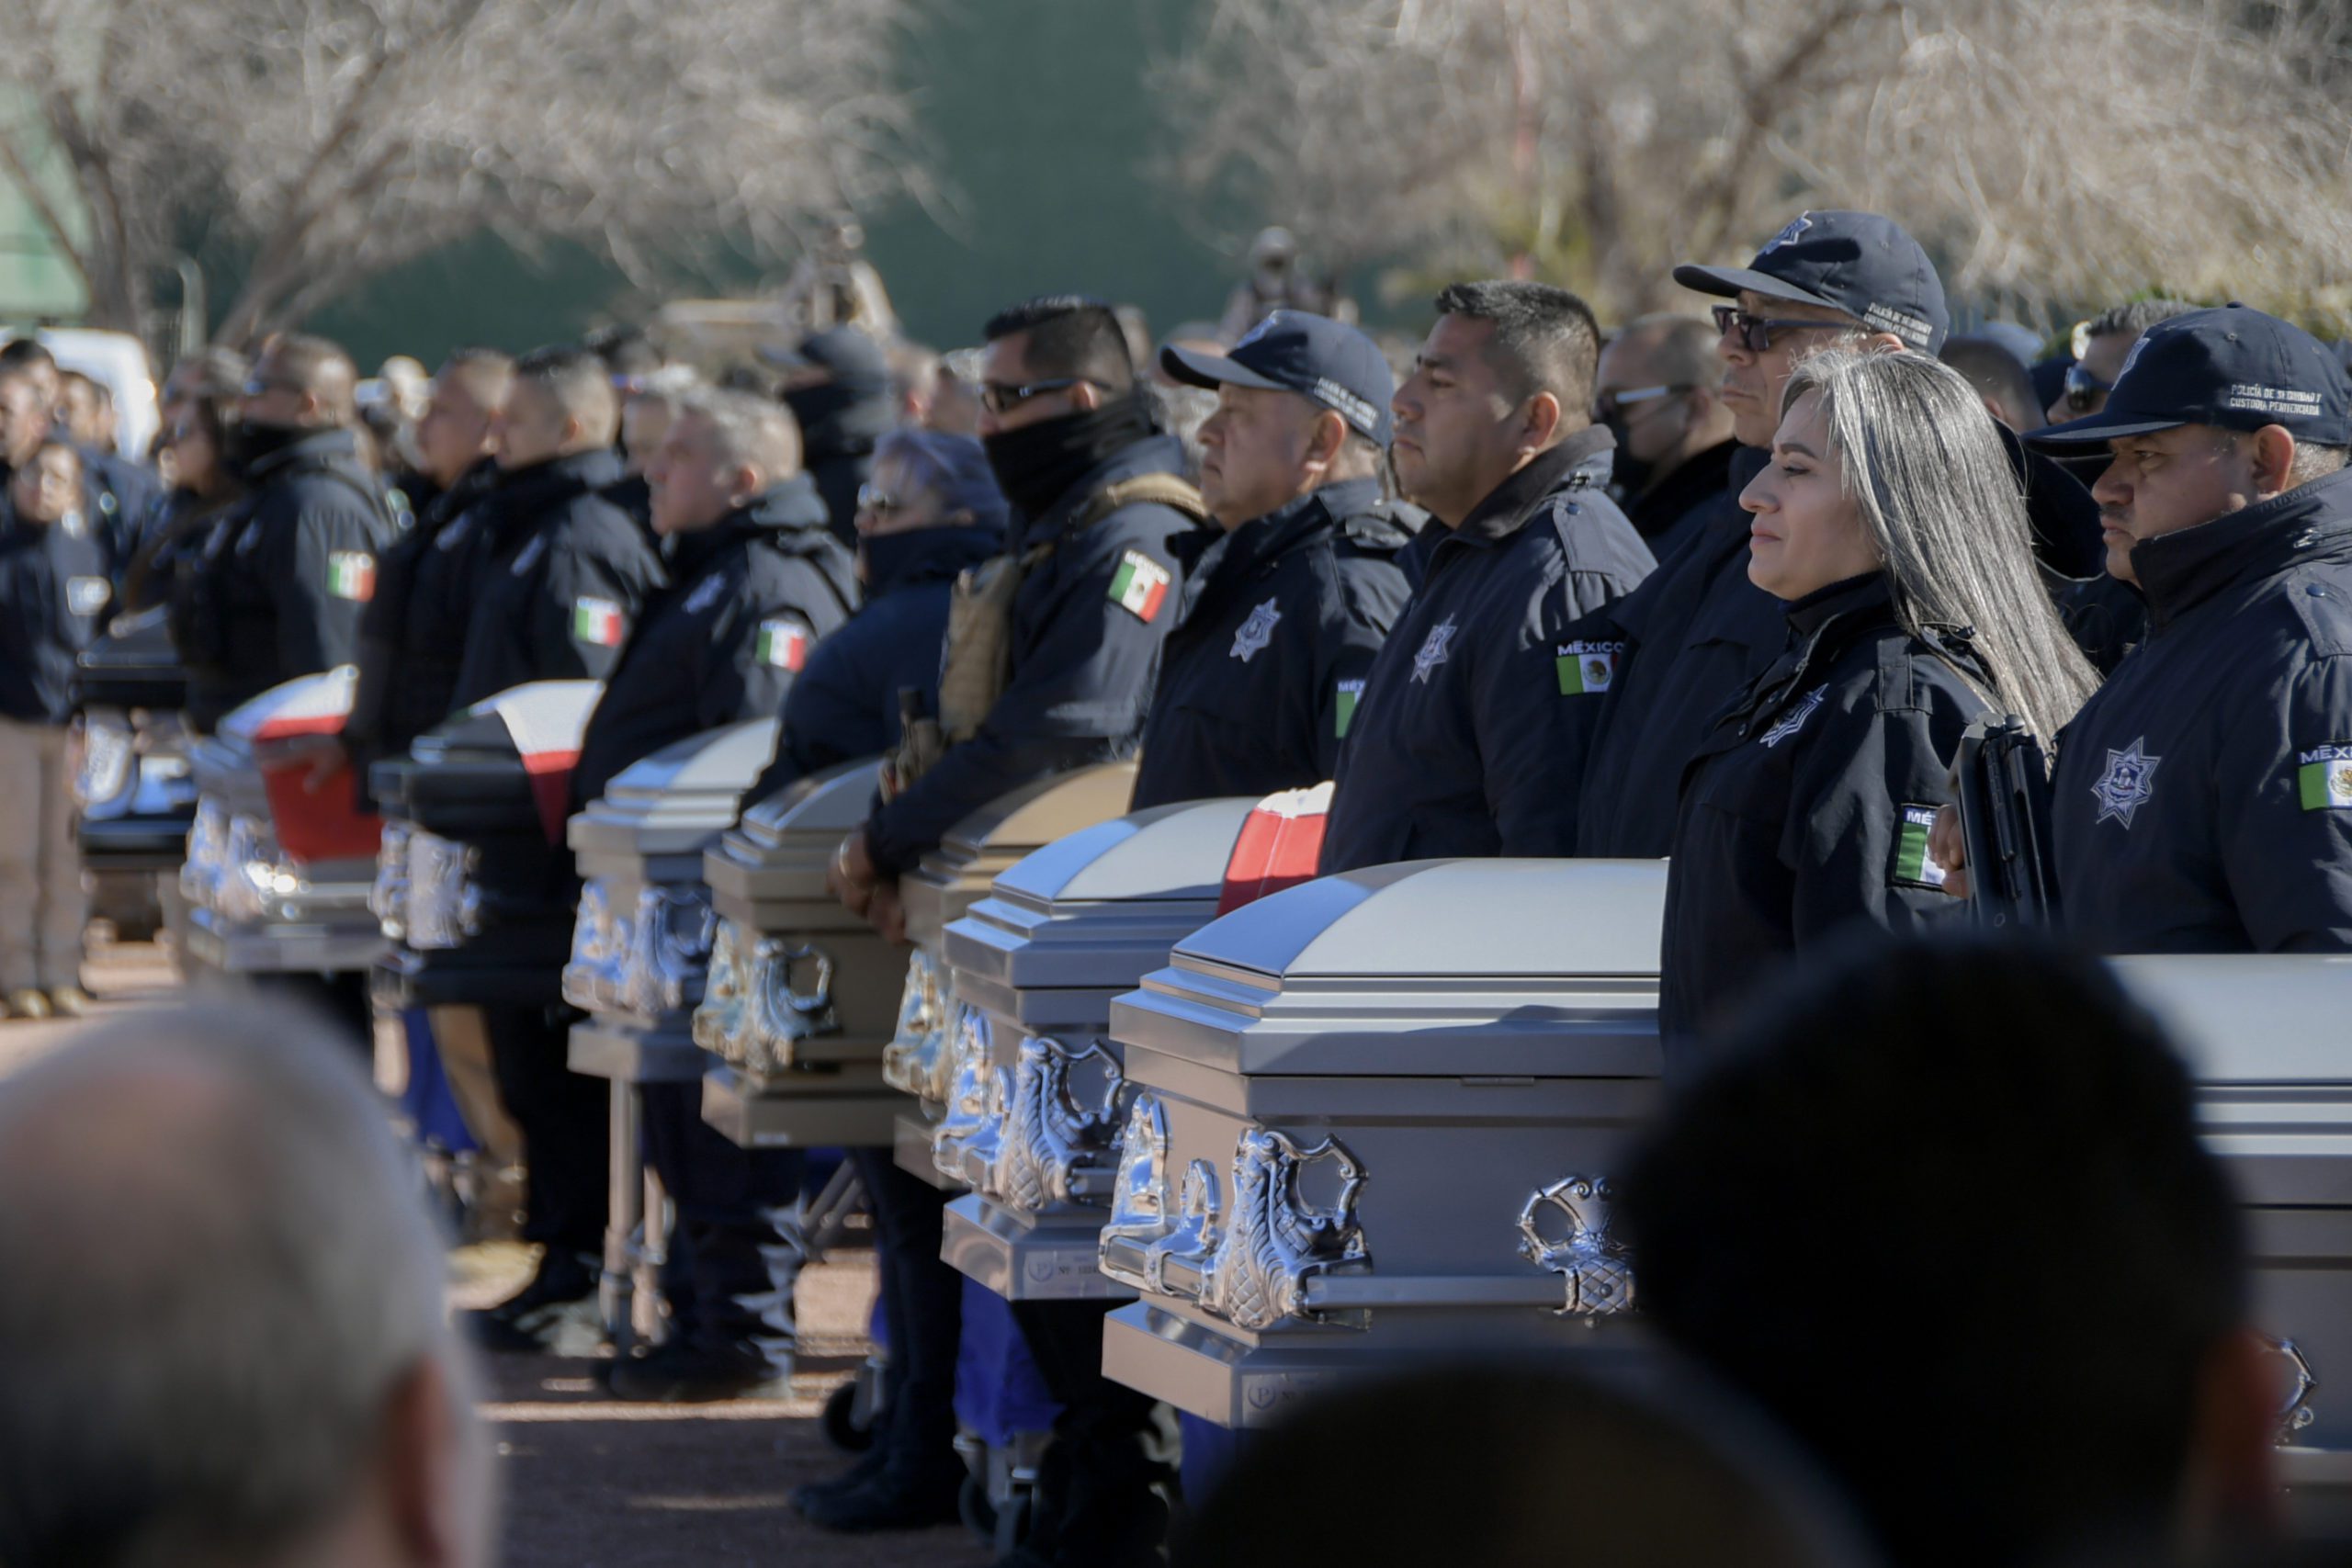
[1594,384,1693,421]
[855,482,903,515]
[978,377,1106,416]
[1711,305,1851,355]
[2062,363,2115,414]
[240,376,304,399]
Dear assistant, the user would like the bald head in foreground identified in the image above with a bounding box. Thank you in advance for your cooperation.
[0,1005,492,1568]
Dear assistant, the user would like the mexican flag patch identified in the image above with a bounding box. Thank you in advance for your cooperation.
[1334,679,1365,739]
[757,616,809,671]
[1108,550,1171,622]
[2297,744,2352,810]
[1893,804,1949,889]
[1555,639,1621,695]
[326,550,376,602]
[572,596,625,647]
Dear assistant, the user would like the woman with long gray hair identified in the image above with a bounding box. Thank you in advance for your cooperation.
[1657,348,2098,1060]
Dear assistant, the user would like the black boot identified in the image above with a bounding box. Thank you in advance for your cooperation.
[996,1430,1170,1568]
[795,1452,965,1533]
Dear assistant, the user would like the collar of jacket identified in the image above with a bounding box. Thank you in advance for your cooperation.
[493,446,623,515]
[1722,570,1899,732]
[430,456,503,527]
[667,475,833,579]
[2131,468,2352,633]
[1018,434,1191,551]
[865,522,1003,597]
[1447,423,1615,547]
[1628,436,1739,540]
[246,424,364,481]
[1226,477,1383,579]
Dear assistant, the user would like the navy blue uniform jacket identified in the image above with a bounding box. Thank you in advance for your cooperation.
[572,478,858,807]
[449,449,668,711]
[2052,468,2352,953]
[742,523,1003,805]
[1318,428,1653,873]
[862,434,1205,876]
[1573,446,1783,858]
[0,518,110,724]
[1658,573,1985,1062]
[1130,476,1415,810]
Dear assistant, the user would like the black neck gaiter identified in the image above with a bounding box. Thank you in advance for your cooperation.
[982,391,1159,523]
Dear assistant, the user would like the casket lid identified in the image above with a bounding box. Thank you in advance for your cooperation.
[570,719,780,853]
[74,605,187,707]
[722,756,883,865]
[1176,859,1665,979]
[410,681,603,767]
[1113,860,1667,1078]
[2112,955,2352,1084]
[939,762,1138,860]
[219,666,356,745]
[946,798,1254,994]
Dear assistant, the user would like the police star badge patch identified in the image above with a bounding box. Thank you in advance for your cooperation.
[1758,684,1829,748]
[2092,738,2161,827]
[1230,599,1281,662]
[1109,550,1171,622]
[1411,616,1457,683]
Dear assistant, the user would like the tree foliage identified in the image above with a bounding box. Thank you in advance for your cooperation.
[0,0,917,343]
[1154,0,2352,325]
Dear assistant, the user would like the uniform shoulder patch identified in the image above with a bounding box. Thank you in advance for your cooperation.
[1555,638,1622,695]
[572,596,626,647]
[66,576,109,617]
[1334,678,1365,739]
[2296,743,2352,810]
[1892,804,1951,889]
[756,614,811,672]
[326,549,376,602]
[1108,549,1172,622]
[684,573,729,615]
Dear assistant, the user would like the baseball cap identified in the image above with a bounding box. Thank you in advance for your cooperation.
[759,325,890,390]
[1674,209,1950,354]
[1160,310,1395,445]
[2030,304,2352,447]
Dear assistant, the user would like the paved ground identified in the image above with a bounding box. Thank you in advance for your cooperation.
[13,939,990,1568]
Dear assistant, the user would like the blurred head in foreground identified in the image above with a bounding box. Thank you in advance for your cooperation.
[1621,933,2279,1568]
[1174,1360,1880,1568]
[0,1003,492,1568]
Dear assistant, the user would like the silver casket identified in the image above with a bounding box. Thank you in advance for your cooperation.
[562,719,782,1083]
[1100,859,1668,1428]
[938,796,1258,1301]
[2118,955,2352,1516]
[695,757,910,1147]
[179,667,385,977]
[883,762,1140,1187]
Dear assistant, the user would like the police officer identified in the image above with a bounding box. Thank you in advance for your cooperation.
[1134,311,1416,809]
[448,347,667,710]
[56,371,164,582]
[826,295,1206,1568]
[590,389,860,1400]
[175,333,390,734]
[780,429,1005,1531]
[1659,350,2096,1064]
[1574,210,1949,858]
[1318,281,1653,873]
[343,348,514,804]
[774,325,897,547]
[458,349,672,1353]
[1968,306,2352,952]
[0,439,111,1021]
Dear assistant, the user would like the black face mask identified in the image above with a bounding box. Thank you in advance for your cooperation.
[220,419,304,480]
[983,390,1159,522]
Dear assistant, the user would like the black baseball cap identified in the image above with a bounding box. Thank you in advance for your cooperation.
[2030,305,2352,447]
[1160,310,1394,445]
[1674,209,1950,354]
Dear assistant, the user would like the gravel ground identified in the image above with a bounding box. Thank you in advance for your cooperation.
[12,941,992,1568]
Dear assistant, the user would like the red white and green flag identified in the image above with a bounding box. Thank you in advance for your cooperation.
[326,550,377,602]
[757,616,810,671]
[1108,550,1171,622]
[572,596,626,647]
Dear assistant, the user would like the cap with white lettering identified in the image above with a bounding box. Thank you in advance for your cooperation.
[1161,310,1395,445]
[1673,209,1950,354]
[2030,304,2352,446]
